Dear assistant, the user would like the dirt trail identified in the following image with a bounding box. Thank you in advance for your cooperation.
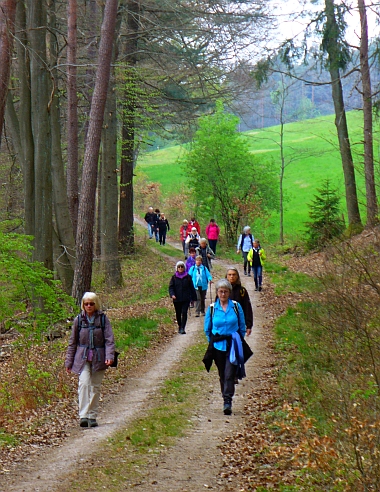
[0,234,268,491]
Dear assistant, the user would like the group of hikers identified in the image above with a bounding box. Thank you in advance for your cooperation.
[144,206,170,245]
[64,210,265,428]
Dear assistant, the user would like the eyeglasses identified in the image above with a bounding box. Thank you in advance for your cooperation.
[84,302,95,306]
[177,265,185,269]
[218,290,229,294]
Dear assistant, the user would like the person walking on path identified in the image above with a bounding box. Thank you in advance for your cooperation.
[189,255,212,317]
[205,219,220,254]
[196,238,215,271]
[180,219,191,256]
[226,267,253,336]
[157,213,170,245]
[236,226,254,276]
[65,292,115,428]
[189,216,201,234]
[154,208,161,242]
[169,261,197,334]
[144,206,157,239]
[247,240,266,291]
[185,227,201,258]
[204,279,246,415]
[185,247,197,272]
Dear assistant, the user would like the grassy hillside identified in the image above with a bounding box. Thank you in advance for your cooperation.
[137,111,377,244]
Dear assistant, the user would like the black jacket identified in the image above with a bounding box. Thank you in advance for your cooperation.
[157,218,170,232]
[230,283,253,329]
[169,274,197,303]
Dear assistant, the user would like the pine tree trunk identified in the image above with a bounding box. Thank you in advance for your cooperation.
[358,0,377,226]
[72,0,118,303]
[324,0,362,230]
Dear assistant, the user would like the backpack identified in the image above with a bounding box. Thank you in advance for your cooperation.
[239,233,254,250]
[77,313,119,368]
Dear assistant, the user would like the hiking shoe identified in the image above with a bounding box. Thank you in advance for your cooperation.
[248,273,251,277]
[255,287,258,291]
[259,286,262,291]
[243,271,247,276]
[195,314,200,317]
[88,419,98,428]
[223,404,232,415]
[80,418,88,427]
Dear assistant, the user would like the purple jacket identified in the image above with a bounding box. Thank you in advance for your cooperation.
[65,311,115,374]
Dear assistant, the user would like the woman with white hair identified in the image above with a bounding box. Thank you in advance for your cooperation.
[236,226,254,276]
[204,279,246,415]
[196,238,215,271]
[65,292,115,428]
[169,261,197,334]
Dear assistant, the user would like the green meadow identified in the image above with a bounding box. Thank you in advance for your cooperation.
[137,111,378,243]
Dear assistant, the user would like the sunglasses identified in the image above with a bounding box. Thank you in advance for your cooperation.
[177,265,185,269]
[84,302,95,306]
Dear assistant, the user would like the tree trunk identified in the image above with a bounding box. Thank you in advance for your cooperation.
[49,0,76,292]
[324,0,362,230]
[119,0,140,254]
[0,0,16,143]
[6,1,35,236]
[28,0,53,268]
[72,0,118,303]
[358,0,377,226]
[101,81,122,286]
[66,0,79,237]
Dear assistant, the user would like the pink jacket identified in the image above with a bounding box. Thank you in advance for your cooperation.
[205,222,220,240]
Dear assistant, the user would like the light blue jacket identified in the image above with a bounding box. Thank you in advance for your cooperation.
[189,264,212,290]
[204,299,246,351]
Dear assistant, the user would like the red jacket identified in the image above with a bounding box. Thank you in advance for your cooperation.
[189,220,201,234]
[205,222,220,240]
[180,224,191,241]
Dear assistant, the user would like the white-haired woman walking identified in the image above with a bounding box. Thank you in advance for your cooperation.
[236,226,254,276]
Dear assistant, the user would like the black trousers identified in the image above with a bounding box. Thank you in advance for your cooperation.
[173,301,190,330]
[242,251,251,273]
[213,347,237,404]
[159,230,167,244]
[195,287,206,314]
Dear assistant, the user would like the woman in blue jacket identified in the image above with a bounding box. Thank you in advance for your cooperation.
[204,279,246,415]
[189,255,212,317]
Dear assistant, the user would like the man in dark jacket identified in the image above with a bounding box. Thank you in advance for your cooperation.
[144,206,156,239]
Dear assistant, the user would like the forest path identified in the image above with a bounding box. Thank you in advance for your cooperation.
[1,229,269,491]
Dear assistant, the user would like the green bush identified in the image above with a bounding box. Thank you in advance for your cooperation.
[0,231,75,335]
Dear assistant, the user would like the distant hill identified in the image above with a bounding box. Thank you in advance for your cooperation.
[137,111,374,243]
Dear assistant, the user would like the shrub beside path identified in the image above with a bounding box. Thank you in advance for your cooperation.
[0,233,273,491]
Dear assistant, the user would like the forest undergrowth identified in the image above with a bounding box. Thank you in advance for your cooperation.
[222,227,380,491]
[1,228,380,491]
